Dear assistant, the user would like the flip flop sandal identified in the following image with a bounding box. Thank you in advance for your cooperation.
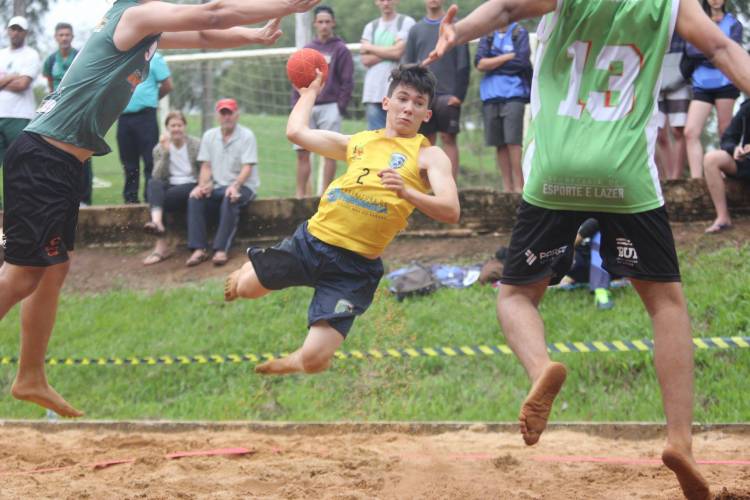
[212,255,229,267]
[186,251,210,267]
[143,222,166,236]
[143,252,170,266]
[704,223,732,234]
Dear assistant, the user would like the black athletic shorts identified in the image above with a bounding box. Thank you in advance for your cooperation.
[501,200,681,286]
[419,94,461,136]
[729,157,750,180]
[692,84,740,104]
[247,222,384,337]
[2,132,83,267]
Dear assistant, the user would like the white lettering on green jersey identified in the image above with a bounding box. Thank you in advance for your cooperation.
[522,0,680,213]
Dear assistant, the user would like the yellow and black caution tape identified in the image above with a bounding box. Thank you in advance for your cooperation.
[0,336,747,367]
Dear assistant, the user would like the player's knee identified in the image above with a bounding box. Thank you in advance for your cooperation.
[684,125,702,142]
[301,350,332,374]
[703,150,728,172]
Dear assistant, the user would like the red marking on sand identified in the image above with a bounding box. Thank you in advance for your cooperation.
[1,448,254,476]
[533,455,750,466]
[165,447,254,459]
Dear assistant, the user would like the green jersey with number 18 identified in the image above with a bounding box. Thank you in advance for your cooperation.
[522,0,680,213]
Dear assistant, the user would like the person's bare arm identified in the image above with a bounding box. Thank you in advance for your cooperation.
[360,40,406,61]
[158,77,173,98]
[190,162,214,198]
[115,0,319,51]
[424,0,556,65]
[677,0,750,96]
[380,146,460,224]
[158,18,283,50]
[360,52,383,68]
[226,163,253,201]
[476,52,515,72]
[3,75,32,92]
[286,72,349,161]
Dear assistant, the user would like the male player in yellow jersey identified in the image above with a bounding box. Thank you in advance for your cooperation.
[224,64,459,375]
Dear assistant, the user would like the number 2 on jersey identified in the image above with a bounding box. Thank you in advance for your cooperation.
[558,42,643,122]
[356,168,371,185]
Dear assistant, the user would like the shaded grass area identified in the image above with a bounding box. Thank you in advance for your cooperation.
[71,113,500,205]
[0,245,747,421]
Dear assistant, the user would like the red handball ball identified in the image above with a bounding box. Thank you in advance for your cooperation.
[286,48,329,89]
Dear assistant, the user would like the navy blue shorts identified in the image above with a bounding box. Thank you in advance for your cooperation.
[247,222,384,337]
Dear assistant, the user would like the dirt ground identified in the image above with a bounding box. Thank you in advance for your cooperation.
[1,423,749,499]
[55,218,750,294]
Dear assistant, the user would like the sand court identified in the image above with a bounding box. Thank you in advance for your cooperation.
[2,421,749,499]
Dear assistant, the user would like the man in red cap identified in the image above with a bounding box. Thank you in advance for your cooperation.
[185,98,259,267]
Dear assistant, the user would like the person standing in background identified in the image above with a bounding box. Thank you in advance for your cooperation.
[475,21,531,193]
[360,0,415,130]
[292,5,354,198]
[43,22,95,206]
[116,50,173,203]
[655,32,690,180]
[404,0,470,179]
[0,16,39,208]
[683,0,742,179]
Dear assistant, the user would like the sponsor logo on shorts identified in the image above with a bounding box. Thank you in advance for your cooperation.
[525,249,537,266]
[334,299,354,314]
[37,99,57,113]
[388,153,407,169]
[45,236,62,257]
[0,228,5,249]
[526,246,569,266]
[616,238,639,267]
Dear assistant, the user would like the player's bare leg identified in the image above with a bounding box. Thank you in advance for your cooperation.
[255,322,343,375]
[0,263,46,319]
[631,279,710,500]
[10,259,83,417]
[224,260,271,302]
[498,279,567,446]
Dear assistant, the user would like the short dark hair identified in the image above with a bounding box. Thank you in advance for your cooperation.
[387,64,437,106]
[54,22,73,33]
[314,5,335,19]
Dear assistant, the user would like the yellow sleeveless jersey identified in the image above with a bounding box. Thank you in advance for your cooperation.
[307,130,430,258]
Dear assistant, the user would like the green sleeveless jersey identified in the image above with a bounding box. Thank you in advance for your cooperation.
[26,0,160,155]
[522,0,679,213]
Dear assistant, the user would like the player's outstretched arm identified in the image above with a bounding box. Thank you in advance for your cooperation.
[423,0,556,66]
[159,19,283,50]
[677,0,750,96]
[115,0,320,51]
[286,72,349,161]
[381,146,460,224]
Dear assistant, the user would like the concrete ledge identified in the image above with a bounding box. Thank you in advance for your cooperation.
[3,179,749,247]
[0,419,748,438]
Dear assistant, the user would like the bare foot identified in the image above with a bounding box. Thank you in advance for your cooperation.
[224,269,241,302]
[662,446,711,500]
[518,362,567,446]
[255,357,299,375]
[11,380,84,418]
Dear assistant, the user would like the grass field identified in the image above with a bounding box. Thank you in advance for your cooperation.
[0,243,747,422]
[35,112,500,206]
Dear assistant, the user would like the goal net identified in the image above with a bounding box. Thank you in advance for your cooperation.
[162,43,509,199]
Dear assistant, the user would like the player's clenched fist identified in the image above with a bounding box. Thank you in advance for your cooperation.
[378,169,407,198]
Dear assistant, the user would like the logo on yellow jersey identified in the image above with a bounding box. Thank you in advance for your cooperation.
[352,144,365,160]
[389,153,407,169]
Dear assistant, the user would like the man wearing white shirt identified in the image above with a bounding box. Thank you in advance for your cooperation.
[360,0,415,130]
[0,16,40,169]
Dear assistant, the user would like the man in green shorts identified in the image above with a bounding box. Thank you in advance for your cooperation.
[0,0,321,418]
[426,1,750,498]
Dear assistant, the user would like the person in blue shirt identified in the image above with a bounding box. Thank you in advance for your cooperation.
[116,51,173,203]
[683,0,743,179]
[474,22,531,193]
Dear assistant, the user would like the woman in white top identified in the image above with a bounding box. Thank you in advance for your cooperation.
[143,111,201,265]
